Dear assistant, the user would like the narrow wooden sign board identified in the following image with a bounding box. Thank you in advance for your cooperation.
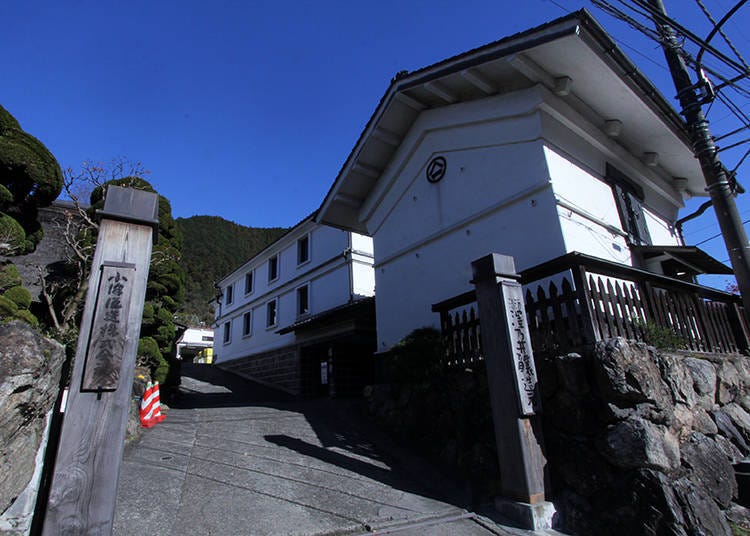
[471,253,555,530]
[41,186,158,536]
[499,281,541,416]
[81,262,136,392]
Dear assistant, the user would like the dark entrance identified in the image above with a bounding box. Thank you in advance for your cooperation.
[279,298,376,398]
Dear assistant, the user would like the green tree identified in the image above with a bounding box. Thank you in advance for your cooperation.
[0,105,63,253]
[176,215,287,323]
[38,160,185,385]
[89,176,186,384]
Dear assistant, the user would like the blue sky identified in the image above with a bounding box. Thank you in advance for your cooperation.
[2,1,749,287]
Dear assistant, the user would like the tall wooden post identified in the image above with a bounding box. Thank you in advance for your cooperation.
[471,253,555,530]
[41,186,158,535]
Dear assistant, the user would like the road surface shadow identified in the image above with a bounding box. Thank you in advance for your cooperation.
[173,363,473,509]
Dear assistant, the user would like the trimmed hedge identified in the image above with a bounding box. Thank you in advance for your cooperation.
[0,213,26,253]
[0,263,21,291]
[0,105,21,132]
[13,309,38,327]
[4,285,31,309]
[0,295,18,316]
[0,128,63,206]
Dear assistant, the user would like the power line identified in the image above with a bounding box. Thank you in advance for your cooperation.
[694,0,749,72]
[630,0,750,76]
[695,216,750,245]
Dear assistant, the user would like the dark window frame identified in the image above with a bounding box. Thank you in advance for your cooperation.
[296,284,310,316]
[266,299,278,328]
[297,235,310,265]
[605,164,652,247]
[268,255,279,282]
[242,311,252,337]
[244,271,254,294]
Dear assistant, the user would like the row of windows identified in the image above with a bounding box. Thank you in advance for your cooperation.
[222,284,310,344]
[224,234,310,306]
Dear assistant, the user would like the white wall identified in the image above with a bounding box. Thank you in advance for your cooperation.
[360,89,568,350]
[213,223,374,364]
[362,86,686,351]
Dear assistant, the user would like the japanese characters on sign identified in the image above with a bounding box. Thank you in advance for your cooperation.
[502,282,540,416]
[81,262,135,391]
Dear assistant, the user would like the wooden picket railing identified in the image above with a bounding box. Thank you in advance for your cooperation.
[432,252,750,366]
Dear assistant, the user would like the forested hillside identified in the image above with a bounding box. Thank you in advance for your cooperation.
[176,216,287,324]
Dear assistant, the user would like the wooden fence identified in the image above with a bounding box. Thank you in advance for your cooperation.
[432,252,750,366]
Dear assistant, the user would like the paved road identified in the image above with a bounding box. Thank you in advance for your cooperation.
[114,363,553,535]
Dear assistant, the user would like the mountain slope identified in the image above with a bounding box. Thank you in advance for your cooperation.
[176,215,288,324]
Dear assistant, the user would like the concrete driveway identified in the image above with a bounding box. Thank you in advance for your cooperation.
[113,363,550,535]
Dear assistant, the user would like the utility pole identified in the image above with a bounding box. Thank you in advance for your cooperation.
[648,0,750,312]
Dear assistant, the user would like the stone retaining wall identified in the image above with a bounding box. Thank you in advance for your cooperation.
[219,346,301,394]
[365,338,750,534]
[540,338,750,535]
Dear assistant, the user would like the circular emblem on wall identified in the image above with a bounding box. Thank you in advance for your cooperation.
[426,156,447,183]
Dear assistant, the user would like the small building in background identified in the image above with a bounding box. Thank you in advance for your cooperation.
[212,214,376,396]
[176,327,214,363]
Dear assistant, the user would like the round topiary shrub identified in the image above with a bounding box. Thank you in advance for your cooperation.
[0,128,63,207]
[0,105,21,132]
[3,285,31,309]
[0,213,26,254]
[385,327,446,384]
[0,185,12,209]
[153,356,170,384]
[0,295,18,316]
[13,309,38,327]
[137,336,162,369]
[0,262,21,291]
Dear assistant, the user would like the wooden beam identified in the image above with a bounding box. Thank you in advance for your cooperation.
[460,68,496,94]
[372,126,401,147]
[352,162,381,179]
[394,92,426,111]
[333,192,363,208]
[424,81,457,103]
[507,54,554,87]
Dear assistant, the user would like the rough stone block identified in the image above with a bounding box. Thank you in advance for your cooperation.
[681,432,737,508]
[593,338,672,413]
[601,417,680,471]
[723,403,750,444]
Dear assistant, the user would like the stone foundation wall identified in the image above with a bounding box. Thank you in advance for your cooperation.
[539,338,750,535]
[219,346,301,394]
[365,338,750,535]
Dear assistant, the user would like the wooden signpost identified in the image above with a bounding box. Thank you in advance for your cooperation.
[41,186,158,536]
[471,253,556,530]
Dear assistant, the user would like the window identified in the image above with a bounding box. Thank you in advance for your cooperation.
[242,311,252,337]
[225,284,234,305]
[244,271,254,294]
[297,235,310,265]
[268,255,279,282]
[297,285,309,316]
[606,164,652,246]
[266,299,278,328]
[223,321,231,344]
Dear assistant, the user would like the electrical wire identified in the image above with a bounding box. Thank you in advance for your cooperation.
[695,217,750,245]
[629,0,750,76]
[590,1,750,97]
[694,0,749,72]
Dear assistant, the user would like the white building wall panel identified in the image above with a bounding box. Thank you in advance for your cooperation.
[352,259,375,298]
[374,193,565,350]
[214,222,373,365]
